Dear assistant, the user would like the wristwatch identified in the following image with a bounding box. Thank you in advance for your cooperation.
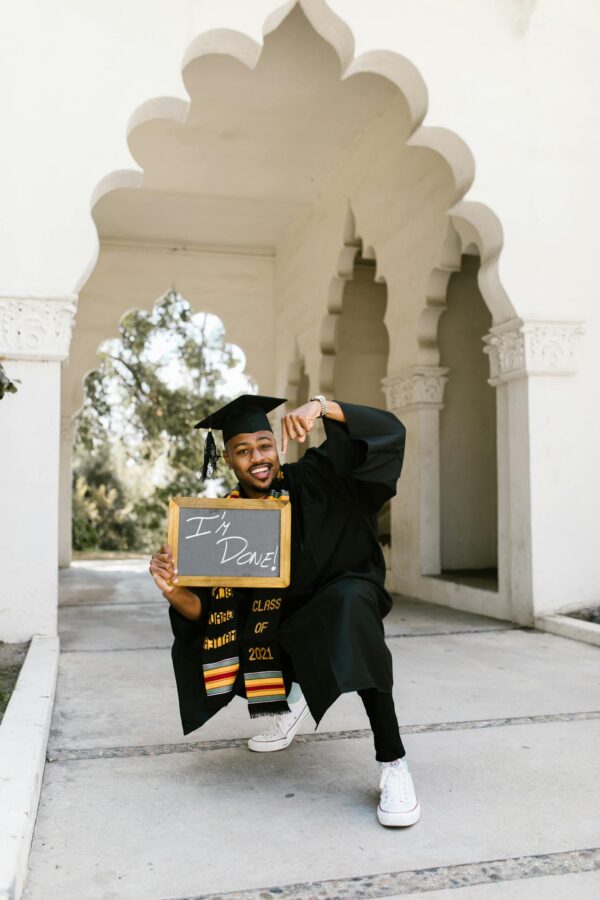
[310,394,328,418]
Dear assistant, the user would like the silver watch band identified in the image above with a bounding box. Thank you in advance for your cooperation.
[310,394,328,418]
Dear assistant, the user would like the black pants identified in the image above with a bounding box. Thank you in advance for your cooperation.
[359,688,406,762]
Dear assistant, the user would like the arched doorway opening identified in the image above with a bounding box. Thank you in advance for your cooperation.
[60,290,252,564]
[332,256,388,407]
[438,253,498,589]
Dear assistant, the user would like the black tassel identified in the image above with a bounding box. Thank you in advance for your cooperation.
[201,429,220,480]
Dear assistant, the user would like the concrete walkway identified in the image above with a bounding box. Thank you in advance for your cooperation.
[23,561,600,899]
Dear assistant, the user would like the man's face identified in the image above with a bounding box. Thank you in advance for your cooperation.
[224,430,281,497]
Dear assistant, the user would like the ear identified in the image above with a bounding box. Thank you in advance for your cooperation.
[222,449,232,469]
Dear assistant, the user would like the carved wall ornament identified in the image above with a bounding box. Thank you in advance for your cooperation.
[483,318,584,385]
[0,294,77,362]
[382,366,449,412]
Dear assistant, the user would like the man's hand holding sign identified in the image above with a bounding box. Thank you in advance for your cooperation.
[149,543,203,621]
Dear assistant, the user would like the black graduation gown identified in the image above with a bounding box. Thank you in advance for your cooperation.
[168,401,406,734]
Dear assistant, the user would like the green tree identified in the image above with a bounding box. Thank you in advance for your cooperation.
[73,290,249,552]
[0,361,19,399]
[72,450,137,551]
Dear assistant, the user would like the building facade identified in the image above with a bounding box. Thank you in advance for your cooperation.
[1,0,597,641]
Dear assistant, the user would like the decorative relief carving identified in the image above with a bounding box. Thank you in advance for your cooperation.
[382,366,449,412]
[483,318,584,385]
[0,294,77,362]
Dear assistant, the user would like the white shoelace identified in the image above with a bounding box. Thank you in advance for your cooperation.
[253,700,307,741]
[255,720,287,740]
[380,765,412,807]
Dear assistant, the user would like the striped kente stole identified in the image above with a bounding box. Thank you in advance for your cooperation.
[200,473,291,717]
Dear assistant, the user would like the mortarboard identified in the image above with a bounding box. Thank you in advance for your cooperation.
[194,394,287,479]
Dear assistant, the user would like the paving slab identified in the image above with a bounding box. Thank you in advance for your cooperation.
[384,595,512,636]
[58,603,171,652]
[390,870,600,899]
[59,560,157,608]
[24,719,600,900]
[48,628,600,752]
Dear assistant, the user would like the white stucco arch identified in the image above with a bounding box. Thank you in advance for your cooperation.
[66,0,519,614]
[70,0,492,420]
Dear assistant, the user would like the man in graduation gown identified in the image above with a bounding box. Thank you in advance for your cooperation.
[149,394,420,827]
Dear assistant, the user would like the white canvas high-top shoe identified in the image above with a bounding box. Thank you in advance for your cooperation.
[377,758,421,826]
[247,694,310,752]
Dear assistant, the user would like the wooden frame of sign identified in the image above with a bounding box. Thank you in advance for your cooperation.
[167,496,291,588]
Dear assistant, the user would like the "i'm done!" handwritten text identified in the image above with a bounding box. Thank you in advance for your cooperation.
[184,510,279,572]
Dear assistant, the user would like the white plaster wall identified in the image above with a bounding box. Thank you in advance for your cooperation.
[284,357,311,462]
[58,429,74,568]
[0,0,194,297]
[529,363,599,615]
[1,0,599,621]
[0,362,61,640]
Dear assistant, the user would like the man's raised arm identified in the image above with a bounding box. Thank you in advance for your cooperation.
[281,398,406,511]
[280,399,345,453]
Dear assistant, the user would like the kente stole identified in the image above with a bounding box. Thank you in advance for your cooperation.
[201,473,291,718]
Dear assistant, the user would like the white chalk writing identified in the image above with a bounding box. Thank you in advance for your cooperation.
[183,510,279,572]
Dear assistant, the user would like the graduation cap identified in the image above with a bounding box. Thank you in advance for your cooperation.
[194,394,287,480]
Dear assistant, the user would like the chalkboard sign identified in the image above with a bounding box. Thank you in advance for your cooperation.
[167,497,291,587]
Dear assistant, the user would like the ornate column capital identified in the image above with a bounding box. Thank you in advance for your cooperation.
[0,293,78,362]
[382,365,449,413]
[483,318,585,386]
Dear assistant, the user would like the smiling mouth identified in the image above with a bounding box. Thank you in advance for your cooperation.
[249,464,272,480]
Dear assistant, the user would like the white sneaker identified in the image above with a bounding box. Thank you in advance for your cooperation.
[377,758,421,827]
[247,696,310,752]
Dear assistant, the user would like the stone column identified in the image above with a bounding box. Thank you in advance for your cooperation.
[382,365,448,592]
[0,294,77,640]
[483,317,584,624]
[59,416,77,568]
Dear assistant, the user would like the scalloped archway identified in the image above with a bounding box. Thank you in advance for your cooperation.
[62,0,522,619]
[59,291,252,566]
